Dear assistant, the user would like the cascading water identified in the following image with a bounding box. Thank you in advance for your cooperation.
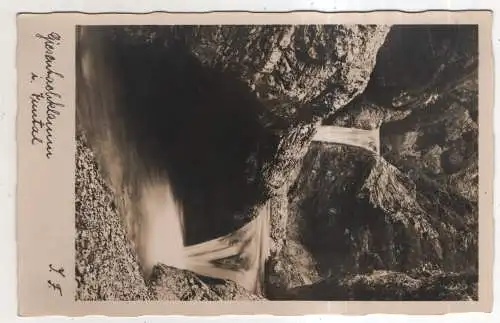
[312,126,381,155]
[77,26,268,290]
[136,179,186,277]
[77,26,187,277]
[77,25,382,296]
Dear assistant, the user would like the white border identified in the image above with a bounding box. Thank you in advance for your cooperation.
[1,0,499,322]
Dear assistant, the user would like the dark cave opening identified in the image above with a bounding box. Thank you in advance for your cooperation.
[84,27,277,246]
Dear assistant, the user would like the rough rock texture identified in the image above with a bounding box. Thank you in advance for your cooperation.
[78,25,389,247]
[76,133,264,300]
[76,25,390,300]
[269,25,479,299]
[75,25,478,301]
[75,133,150,301]
[104,24,390,199]
[149,265,264,301]
[280,270,478,301]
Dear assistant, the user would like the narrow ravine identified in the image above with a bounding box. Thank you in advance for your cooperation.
[76,26,382,296]
[77,26,270,294]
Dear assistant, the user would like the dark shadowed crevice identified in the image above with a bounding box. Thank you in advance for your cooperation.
[81,27,279,246]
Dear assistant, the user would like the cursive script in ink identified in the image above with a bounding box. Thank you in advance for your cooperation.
[47,264,65,296]
[30,92,44,145]
[34,32,65,159]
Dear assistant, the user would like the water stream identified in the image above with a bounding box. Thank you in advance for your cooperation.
[77,26,268,293]
[76,26,380,295]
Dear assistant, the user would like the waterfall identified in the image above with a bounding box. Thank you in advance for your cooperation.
[77,26,270,293]
[312,126,381,154]
[137,179,187,277]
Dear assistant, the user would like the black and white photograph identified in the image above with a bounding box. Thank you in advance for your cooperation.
[74,23,480,302]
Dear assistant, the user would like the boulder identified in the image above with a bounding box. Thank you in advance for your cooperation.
[267,25,478,299]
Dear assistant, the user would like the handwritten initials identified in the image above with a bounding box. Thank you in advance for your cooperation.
[48,264,65,296]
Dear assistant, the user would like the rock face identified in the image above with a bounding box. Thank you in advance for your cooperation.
[76,24,479,301]
[175,25,391,194]
[75,133,150,301]
[75,133,263,300]
[281,270,478,301]
[78,25,389,245]
[270,25,479,299]
[149,265,264,301]
[76,25,389,300]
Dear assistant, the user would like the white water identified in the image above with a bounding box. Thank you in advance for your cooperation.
[78,28,188,277]
[78,27,383,294]
[136,180,187,277]
[77,27,273,294]
[183,203,270,293]
[313,126,381,154]
[135,178,270,293]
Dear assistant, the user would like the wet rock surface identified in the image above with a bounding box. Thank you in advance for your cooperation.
[76,133,263,300]
[268,25,479,299]
[279,270,478,301]
[75,25,479,301]
[76,24,389,301]
[80,25,389,245]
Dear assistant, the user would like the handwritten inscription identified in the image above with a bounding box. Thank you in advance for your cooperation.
[47,280,62,296]
[29,32,65,159]
[49,263,66,278]
[48,264,65,296]
[30,92,44,145]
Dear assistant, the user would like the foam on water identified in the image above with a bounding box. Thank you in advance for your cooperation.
[78,27,268,291]
[136,179,186,277]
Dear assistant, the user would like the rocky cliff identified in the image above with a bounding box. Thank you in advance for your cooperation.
[76,24,389,300]
[76,133,265,300]
[268,25,479,300]
[76,24,478,301]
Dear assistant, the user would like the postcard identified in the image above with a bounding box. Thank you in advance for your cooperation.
[16,11,493,316]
